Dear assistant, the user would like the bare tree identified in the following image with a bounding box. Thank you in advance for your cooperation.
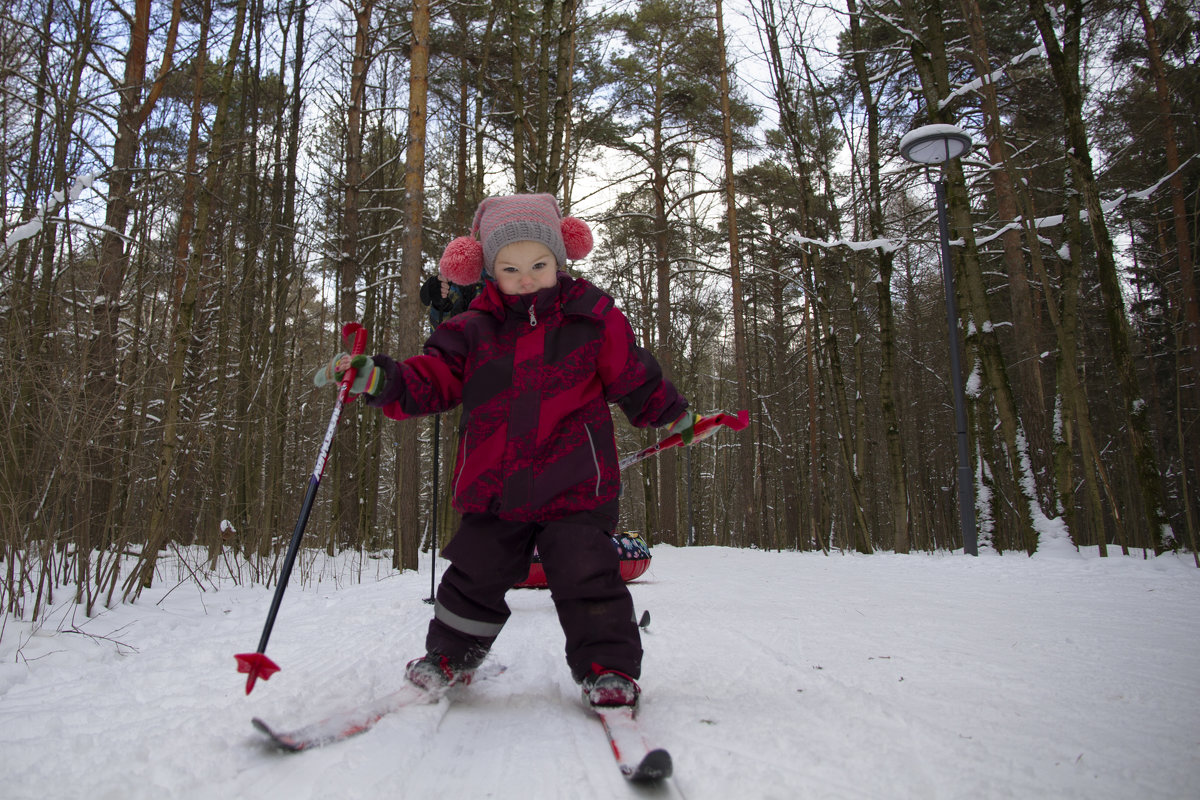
[714,0,759,548]
[85,0,180,575]
[394,0,431,571]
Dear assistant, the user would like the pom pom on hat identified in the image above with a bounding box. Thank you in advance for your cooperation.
[439,235,485,285]
[561,215,593,260]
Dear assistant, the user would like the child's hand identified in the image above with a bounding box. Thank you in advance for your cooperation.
[313,353,384,396]
[313,352,352,386]
[668,411,701,445]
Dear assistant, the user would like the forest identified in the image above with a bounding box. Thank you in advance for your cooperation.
[1,0,1197,627]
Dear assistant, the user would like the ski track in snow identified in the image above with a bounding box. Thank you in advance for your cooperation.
[2,546,1198,799]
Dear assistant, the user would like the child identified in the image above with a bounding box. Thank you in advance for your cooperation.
[316,194,697,707]
[419,272,481,329]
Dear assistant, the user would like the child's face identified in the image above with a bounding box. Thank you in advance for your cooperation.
[492,240,559,296]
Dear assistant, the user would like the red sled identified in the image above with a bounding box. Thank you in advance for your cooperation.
[515,532,651,589]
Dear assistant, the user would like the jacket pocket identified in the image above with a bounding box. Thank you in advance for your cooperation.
[583,423,602,496]
[453,427,469,500]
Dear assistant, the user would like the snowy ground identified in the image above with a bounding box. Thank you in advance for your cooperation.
[2,544,1198,799]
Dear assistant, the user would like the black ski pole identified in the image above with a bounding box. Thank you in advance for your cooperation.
[425,412,440,604]
[235,321,368,694]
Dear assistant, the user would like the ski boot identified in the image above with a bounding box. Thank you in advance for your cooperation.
[405,653,474,695]
[580,664,641,707]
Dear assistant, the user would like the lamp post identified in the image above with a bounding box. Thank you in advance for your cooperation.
[899,123,978,556]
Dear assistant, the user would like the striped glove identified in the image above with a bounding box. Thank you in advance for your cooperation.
[668,411,701,445]
[313,353,384,396]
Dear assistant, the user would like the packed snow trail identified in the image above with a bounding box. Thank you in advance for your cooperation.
[2,545,1199,799]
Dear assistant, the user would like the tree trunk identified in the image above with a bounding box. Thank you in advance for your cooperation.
[337,0,374,551]
[510,2,526,192]
[9,0,52,346]
[804,293,824,551]
[473,5,498,204]
[959,0,1049,485]
[1061,188,1116,552]
[846,0,909,552]
[395,0,431,571]
[1135,0,1199,538]
[905,0,1041,552]
[715,0,758,549]
[87,0,179,572]
[760,0,871,552]
[547,0,578,195]
[1029,0,1170,550]
[533,0,555,192]
[766,209,802,547]
[652,158,680,545]
[233,0,268,564]
[264,0,308,558]
[129,0,243,597]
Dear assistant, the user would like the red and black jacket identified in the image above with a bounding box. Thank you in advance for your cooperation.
[366,273,687,524]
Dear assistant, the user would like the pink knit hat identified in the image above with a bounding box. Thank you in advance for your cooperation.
[439,193,593,285]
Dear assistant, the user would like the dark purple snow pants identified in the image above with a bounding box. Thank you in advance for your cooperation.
[426,512,642,681]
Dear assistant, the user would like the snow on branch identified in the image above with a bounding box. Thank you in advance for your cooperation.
[1125,154,1199,202]
[792,147,1191,257]
[791,234,904,254]
[981,154,1199,241]
[3,173,97,252]
[938,46,1044,111]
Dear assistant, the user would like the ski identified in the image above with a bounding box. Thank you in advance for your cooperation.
[252,662,505,752]
[253,683,438,751]
[592,704,673,782]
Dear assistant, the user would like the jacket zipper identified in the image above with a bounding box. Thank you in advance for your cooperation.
[528,298,537,327]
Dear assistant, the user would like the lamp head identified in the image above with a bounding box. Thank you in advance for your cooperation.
[899,124,973,165]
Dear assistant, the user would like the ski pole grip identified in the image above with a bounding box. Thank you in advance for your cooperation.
[338,322,369,401]
[342,322,368,356]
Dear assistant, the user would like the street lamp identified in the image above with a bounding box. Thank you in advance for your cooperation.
[900,123,978,556]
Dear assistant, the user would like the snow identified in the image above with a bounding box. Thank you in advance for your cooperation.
[792,233,904,255]
[4,217,43,250]
[3,171,97,251]
[70,172,96,202]
[2,545,1198,799]
[1129,154,1197,200]
[966,360,984,398]
[974,220,1023,246]
[938,46,1044,110]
